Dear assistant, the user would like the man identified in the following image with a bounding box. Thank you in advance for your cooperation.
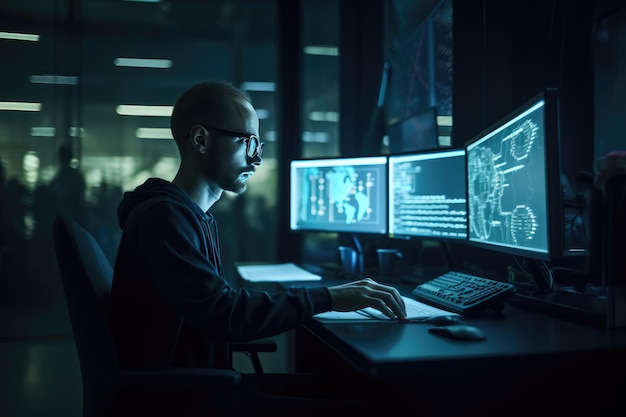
[109,81,407,414]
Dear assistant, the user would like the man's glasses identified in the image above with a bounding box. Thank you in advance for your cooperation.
[210,126,264,159]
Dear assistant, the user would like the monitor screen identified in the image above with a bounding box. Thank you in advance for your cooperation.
[289,156,388,235]
[465,89,563,261]
[388,148,467,240]
[387,107,439,154]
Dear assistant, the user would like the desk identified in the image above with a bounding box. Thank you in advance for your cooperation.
[286,276,626,413]
[303,298,626,378]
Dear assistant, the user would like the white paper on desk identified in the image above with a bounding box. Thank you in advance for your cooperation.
[314,296,460,322]
[237,263,322,282]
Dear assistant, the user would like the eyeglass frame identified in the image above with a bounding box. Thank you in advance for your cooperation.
[205,126,264,159]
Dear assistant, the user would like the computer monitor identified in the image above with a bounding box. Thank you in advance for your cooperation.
[387,107,439,153]
[465,88,564,262]
[289,155,388,235]
[388,148,467,241]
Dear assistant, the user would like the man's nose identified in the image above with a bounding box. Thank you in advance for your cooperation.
[250,154,263,166]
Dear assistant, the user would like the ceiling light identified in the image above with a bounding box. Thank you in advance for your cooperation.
[69,127,84,137]
[30,126,84,137]
[116,105,172,116]
[0,31,39,41]
[437,115,453,126]
[302,131,330,143]
[438,136,451,147]
[0,102,41,111]
[114,58,172,69]
[309,111,339,122]
[241,82,275,92]
[136,128,173,139]
[263,130,277,142]
[31,127,55,137]
[30,75,79,85]
[256,109,270,119]
[304,45,339,56]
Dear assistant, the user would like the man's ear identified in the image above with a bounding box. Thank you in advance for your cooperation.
[189,125,208,153]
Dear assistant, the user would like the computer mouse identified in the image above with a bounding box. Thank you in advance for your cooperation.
[420,315,461,326]
[428,324,486,341]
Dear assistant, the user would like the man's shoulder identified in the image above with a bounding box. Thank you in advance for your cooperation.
[127,197,202,230]
[132,196,194,217]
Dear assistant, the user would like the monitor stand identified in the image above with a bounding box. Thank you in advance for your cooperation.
[401,240,453,286]
[350,234,364,277]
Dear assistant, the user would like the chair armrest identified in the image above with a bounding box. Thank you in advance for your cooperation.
[231,339,277,373]
[232,338,277,353]
[112,367,242,389]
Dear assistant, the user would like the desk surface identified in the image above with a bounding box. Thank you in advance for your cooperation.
[259,266,626,412]
[280,273,626,379]
[305,301,626,377]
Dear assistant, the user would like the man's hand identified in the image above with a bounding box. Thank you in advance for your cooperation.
[327,278,406,319]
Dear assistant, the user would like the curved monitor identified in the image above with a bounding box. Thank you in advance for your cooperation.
[388,148,467,241]
[465,88,563,261]
[289,155,388,235]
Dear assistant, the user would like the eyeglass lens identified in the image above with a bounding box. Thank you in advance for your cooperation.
[247,136,263,158]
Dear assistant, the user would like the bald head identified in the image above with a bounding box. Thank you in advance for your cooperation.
[170,81,252,149]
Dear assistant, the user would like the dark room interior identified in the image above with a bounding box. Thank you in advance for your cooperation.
[1,0,625,415]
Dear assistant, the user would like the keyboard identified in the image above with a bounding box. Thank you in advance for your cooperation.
[411,270,517,314]
[359,296,461,320]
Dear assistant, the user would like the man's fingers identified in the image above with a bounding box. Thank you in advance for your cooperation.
[340,278,407,318]
[363,280,406,316]
[366,296,397,319]
[368,288,406,319]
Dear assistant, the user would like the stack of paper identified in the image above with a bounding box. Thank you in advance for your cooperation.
[237,263,322,282]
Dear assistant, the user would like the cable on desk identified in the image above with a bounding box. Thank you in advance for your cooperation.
[513,256,555,295]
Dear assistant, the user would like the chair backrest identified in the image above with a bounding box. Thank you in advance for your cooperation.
[53,215,119,375]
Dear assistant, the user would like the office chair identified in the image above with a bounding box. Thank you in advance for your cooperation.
[52,215,275,417]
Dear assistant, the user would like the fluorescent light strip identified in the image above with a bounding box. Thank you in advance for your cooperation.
[31,127,55,137]
[437,115,453,126]
[241,82,275,92]
[0,102,41,111]
[309,111,339,122]
[0,31,39,41]
[114,58,172,68]
[70,127,84,137]
[438,136,452,147]
[302,131,330,143]
[304,45,338,56]
[136,128,172,139]
[256,109,270,120]
[116,105,172,116]
[31,126,84,137]
[30,75,79,85]
[263,130,277,142]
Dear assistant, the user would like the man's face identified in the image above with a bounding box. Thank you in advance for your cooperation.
[206,100,262,195]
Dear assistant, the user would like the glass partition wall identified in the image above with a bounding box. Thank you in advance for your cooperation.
[298,0,341,266]
[0,0,279,337]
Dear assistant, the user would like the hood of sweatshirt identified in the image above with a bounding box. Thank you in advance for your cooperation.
[117,177,206,229]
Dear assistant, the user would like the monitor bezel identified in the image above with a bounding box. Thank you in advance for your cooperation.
[387,147,468,242]
[289,155,389,236]
[464,88,564,262]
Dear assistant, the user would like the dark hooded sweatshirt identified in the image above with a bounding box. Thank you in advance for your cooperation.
[109,178,333,369]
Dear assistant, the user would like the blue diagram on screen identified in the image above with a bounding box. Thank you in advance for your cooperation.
[466,100,549,253]
[290,157,388,234]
